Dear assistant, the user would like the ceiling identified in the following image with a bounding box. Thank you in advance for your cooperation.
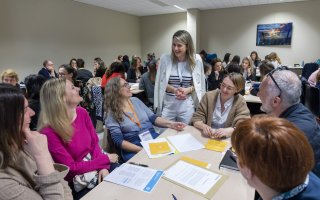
[74,0,306,16]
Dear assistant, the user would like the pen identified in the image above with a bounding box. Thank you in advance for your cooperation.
[129,162,149,167]
[172,194,178,200]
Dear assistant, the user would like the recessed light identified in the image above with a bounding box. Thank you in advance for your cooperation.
[173,5,185,11]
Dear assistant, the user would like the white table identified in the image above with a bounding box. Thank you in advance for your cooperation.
[82,126,254,200]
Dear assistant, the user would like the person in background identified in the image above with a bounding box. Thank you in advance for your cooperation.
[258,68,320,177]
[258,61,275,81]
[38,78,119,199]
[24,74,46,130]
[139,59,157,105]
[76,58,93,84]
[122,55,130,72]
[105,77,185,162]
[222,53,232,68]
[225,63,242,74]
[203,62,212,92]
[199,49,207,62]
[93,57,105,76]
[308,68,320,87]
[117,55,123,62]
[0,83,72,199]
[230,55,241,65]
[69,58,77,70]
[240,57,255,81]
[58,64,77,84]
[316,70,320,89]
[268,52,282,68]
[154,30,206,124]
[101,61,126,89]
[250,51,261,68]
[190,73,250,138]
[127,56,143,83]
[232,116,320,200]
[208,58,225,91]
[1,68,20,87]
[38,59,58,80]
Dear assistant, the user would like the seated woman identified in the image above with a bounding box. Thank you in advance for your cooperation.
[240,56,255,81]
[38,78,119,200]
[58,64,77,84]
[0,83,72,199]
[127,56,143,83]
[101,61,125,89]
[24,74,46,130]
[139,59,157,105]
[208,58,225,91]
[190,72,250,138]
[105,77,186,162]
[232,116,320,200]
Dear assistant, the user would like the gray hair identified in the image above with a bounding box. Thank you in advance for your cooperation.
[268,70,301,107]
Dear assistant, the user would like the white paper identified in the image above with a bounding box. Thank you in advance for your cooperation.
[164,160,221,194]
[141,138,176,159]
[104,163,163,193]
[167,133,204,153]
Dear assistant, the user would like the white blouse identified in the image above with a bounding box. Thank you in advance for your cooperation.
[211,93,234,129]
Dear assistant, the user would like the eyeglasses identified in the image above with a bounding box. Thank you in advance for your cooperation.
[121,82,130,88]
[266,66,289,97]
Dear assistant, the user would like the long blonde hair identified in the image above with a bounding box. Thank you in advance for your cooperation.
[171,30,196,71]
[38,78,73,142]
[104,77,124,123]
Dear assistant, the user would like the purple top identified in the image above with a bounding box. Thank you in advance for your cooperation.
[41,107,110,182]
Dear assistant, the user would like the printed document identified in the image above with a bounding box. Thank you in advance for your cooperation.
[104,163,163,193]
[164,160,221,194]
[167,133,204,152]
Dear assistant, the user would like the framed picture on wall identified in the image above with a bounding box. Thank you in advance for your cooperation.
[256,23,292,46]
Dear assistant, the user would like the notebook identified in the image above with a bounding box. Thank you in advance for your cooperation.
[219,150,239,171]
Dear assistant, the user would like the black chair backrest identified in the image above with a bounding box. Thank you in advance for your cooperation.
[304,84,320,117]
[301,63,319,80]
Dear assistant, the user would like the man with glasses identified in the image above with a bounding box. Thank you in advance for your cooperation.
[258,68,320,177]
[38,59,58,80]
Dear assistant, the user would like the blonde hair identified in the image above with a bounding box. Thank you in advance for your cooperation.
[268,52,282,64]
[38,78,73,142]
[171,30,196,71]
[242,56,254,76]
[1,69,19,82]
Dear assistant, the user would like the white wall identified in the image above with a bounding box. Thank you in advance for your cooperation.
[200,0,320,66]
[140,13,187,60]
[0,0,141,80]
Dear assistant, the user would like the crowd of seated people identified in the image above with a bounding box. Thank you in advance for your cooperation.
[1,41,320,200]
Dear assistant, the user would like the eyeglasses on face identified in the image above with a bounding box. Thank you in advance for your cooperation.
[266,66,289,97]
[121,82,130,88]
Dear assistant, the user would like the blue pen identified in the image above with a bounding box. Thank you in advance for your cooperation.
[172,194,178,200]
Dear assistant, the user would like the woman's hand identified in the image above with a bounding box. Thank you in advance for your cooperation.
[23,128,55,175]
[170,122,186,131]
[211,127,234,138]
[201,124,215,138]
[107,153,119,163]
[175,87,187,100]
[98,169,109,183]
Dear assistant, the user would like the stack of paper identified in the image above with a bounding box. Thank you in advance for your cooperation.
[167,133,204,153]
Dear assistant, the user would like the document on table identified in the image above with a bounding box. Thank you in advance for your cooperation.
[167,133,204,152]
[141,138,176,158]
[164,160,226,198]
[104,163,163,193]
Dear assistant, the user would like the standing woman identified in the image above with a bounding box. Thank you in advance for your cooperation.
[154,30,206,123]
[0,83,72,199]
[38,78,119,199]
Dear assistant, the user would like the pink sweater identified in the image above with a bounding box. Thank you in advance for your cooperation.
[41,107,110,182]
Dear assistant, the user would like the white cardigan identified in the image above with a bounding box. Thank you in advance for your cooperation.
[154,53,206,116]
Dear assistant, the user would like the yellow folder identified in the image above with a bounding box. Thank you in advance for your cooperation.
[205,140,228,152]
[149,141,171,155]
[180,156,210,168]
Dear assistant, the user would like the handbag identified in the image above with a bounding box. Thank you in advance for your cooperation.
[73,153,98,192]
